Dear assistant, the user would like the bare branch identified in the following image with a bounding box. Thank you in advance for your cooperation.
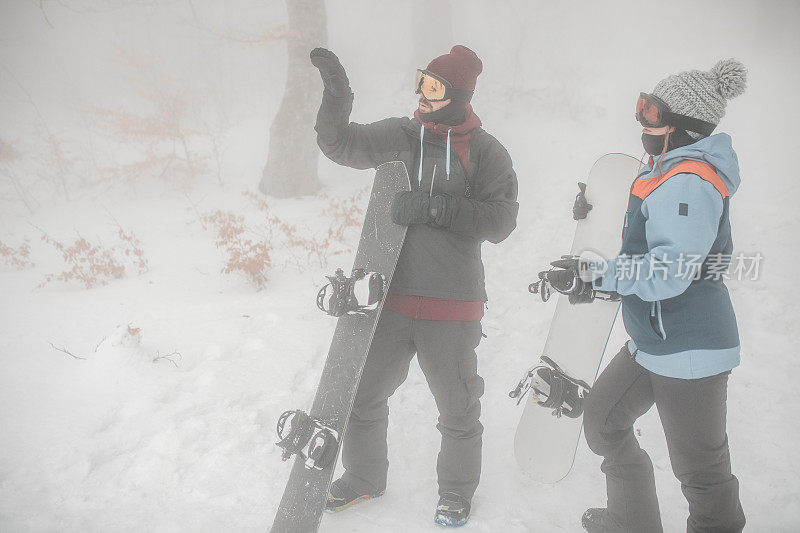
[199,118,224,185]
[48,341,86,360]
[37,0,55,28]
[94,336,106,352]
[2,163,37,215]
[153,349,181,368]
[0,63,70,199]
[50,0,170,15]
[183,0,290,45]
[184,192,206,228]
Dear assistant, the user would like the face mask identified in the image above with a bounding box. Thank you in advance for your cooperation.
[418,100,466,126]
[641,133,667,155]
[641,129,697,156]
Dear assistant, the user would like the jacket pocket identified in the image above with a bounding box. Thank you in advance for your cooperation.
[649,301,667,340]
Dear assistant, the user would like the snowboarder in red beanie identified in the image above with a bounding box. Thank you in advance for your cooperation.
[415,45,482,127]
[310,45,518,527]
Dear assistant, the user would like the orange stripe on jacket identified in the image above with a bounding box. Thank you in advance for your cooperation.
[632,160,729,200]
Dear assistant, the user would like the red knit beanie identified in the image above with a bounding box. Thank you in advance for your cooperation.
[426,45,483,92]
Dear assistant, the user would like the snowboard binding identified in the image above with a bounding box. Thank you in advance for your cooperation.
[509,356,591,418]
[528,278,553,302]
[276,410,340,471]
[529,255,620,304]
[316,268,386,317]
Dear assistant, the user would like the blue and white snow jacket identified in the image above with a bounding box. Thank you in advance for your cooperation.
[593,133,741,379]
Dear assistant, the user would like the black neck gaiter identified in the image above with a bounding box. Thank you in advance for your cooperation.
[641,128,697,156]
[418,100,466,125]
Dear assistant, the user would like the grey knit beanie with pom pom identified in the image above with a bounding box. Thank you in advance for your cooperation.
[652,58,748,139]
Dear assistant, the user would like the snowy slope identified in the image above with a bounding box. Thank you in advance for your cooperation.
[1,120,797,532]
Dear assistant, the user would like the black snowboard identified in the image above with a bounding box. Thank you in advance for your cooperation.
[271,161,411,533]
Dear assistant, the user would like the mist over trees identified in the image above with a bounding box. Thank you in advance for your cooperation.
[411,0,452,73]
[258,0,327,198]
[1,2,800,532]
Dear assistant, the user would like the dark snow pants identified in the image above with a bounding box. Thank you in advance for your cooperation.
[583,345,746,533]
[340,309,484,500]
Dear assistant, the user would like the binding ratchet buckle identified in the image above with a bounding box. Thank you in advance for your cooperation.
[316,268,386,317]
[508,356,591,418]
[276,410,340,470]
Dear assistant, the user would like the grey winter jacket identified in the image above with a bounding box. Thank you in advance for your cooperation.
[315,91,519,301]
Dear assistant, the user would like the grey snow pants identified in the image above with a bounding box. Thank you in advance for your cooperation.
[340,309,484,500]
[583,345,746,533]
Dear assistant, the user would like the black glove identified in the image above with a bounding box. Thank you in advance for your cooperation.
[428,193,454,227]
[538,256,595,304]
[391,190,432,226]
[309,47,351,97]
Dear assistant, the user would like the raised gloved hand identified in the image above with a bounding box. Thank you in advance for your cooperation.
[309,47,351,97]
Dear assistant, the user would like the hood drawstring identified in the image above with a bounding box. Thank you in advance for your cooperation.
[418,124,452,188]
[446,129,452,181]
[417,122,425,186]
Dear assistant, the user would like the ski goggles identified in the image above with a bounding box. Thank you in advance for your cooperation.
[635,92,716,136]
[415,69,472,102]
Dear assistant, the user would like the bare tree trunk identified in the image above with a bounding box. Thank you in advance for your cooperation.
[259,0,327,198]
[411,0,453,72]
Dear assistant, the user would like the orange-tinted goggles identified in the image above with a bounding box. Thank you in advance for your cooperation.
[635,92,716,136]
[636,92,668,128]
[415,69,450,101]
[415,69,474,103]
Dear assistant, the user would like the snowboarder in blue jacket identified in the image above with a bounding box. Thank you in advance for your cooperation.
[541,59,748,532]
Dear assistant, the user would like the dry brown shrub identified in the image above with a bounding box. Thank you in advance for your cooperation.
[117,225,149,274]
[200,210,272,289]
[0,240,35,269]
[38,226,149,289]
[199,188,369,289]
[320,186,369,241]
[243,188,367,266]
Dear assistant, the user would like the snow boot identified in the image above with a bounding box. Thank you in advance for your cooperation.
[581,507,624,532]
[434,492,471,527]
[324,478,384,513]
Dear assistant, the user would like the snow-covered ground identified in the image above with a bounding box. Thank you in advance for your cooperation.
[2,1,799,531]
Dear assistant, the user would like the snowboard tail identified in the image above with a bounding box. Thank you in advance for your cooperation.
[270,162,411,532]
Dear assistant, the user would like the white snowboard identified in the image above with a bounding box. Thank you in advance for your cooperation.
[513,153,641,483]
